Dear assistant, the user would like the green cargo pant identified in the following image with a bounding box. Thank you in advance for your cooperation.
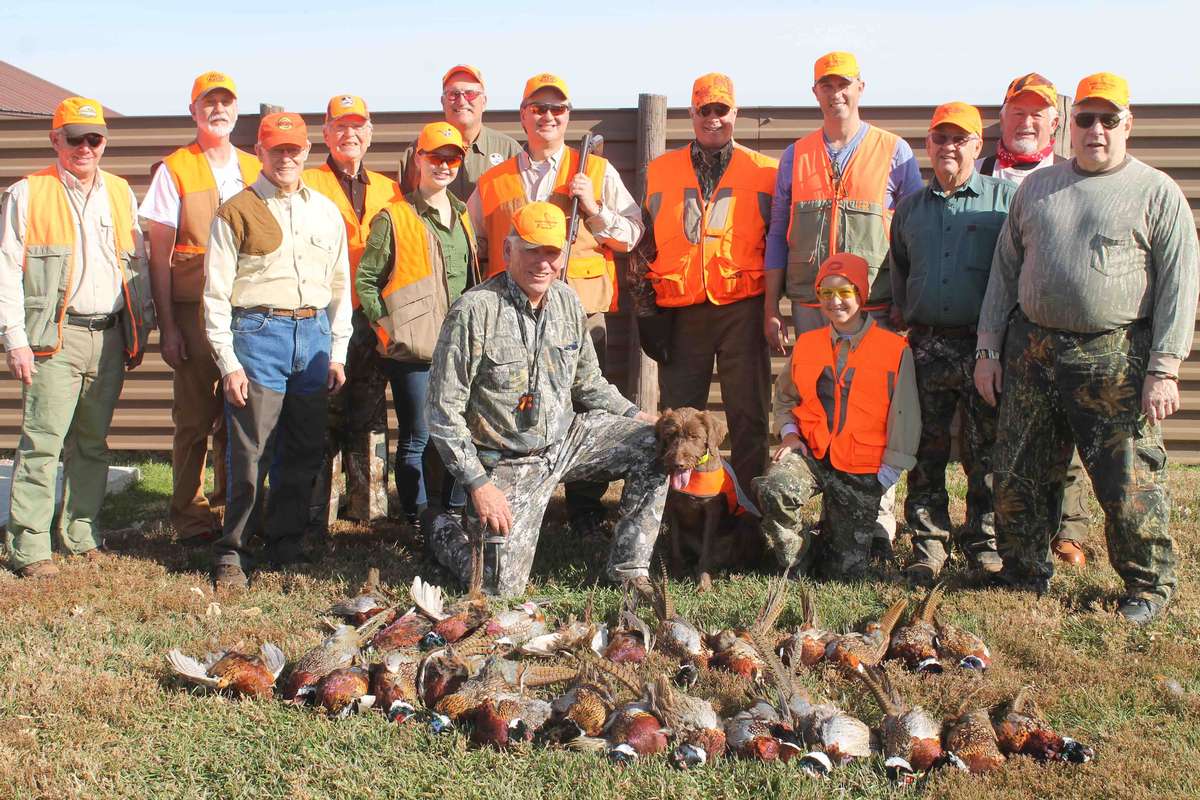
[5,325,125,570]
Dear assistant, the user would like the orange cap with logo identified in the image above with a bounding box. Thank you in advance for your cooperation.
[512,201,566,249]
[813,51,860,83]
[522,73,570,103]
[417,121,465,154]
[929,101,982,138]
[814,253,869,300]
[52,97,107,137]
[1003,72,1056,107]
[258,112,308,149]
[692,73,735,108]
[191,70,238,103]
[1074,72,1129,109]
[326,94,369,123]
[442,64,485,88]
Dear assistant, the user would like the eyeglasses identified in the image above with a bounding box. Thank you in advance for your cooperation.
[420,152,462,168]
[443,89,483,103]
[1072,111,1128,130]
[65,133,105,149]
[816,285,858,301]
[929,132,977,148]
[696,103,731,118]
[522,102,570,117]
[331,122,368,136]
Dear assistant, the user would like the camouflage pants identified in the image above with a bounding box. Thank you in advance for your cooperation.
[752,450,883,580]
[994,313,1174,603]
[426,410,668,597]
[904,331,996,558]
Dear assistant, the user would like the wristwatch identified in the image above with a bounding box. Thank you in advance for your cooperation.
[975,349,1001,361]
[1148,370,1179,382]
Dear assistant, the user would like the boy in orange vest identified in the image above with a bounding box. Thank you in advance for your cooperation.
[753,254,920,579]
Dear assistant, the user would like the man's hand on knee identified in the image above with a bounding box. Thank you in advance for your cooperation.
[471,481,513,537]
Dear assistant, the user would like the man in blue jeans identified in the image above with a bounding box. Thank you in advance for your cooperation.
[203,112,352,591]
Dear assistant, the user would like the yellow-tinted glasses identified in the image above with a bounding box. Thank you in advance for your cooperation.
[816,285,858,301]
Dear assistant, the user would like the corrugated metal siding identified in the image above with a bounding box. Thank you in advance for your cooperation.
[2,104,1199,458]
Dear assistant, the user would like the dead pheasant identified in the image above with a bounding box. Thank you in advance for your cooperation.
[369,650,420,721]
[409,575,489,644]
[282,613,390,701]
[603,582,654,664]
[648,674,726,767]
[432,655,571,732]
[934,612,992,671]
[166,642,285,700]
[942,701,1006,775]
[312,666,374,717]
[824,598,908,673]
[650,565,711,669]
[540,671,619,742]
[990,687,1094,764]
[776,587,835,669]
[887,582,946,674]
[709,575,789,682]
[855,665,943,783]
[327,566,395,626]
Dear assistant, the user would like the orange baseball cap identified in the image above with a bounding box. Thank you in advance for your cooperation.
[326,94,369,123]
[512,202,566,249]
[191,70,238,103]
[813,51,860,83]
[929,101,982,138]
[258,112,308,150]
[1074,72,1129,109]
[1003,72,1056,107]
[522,73,570,103]
[814,253,869,300]
[52,97,106,136]
[416,121,465,154]
[442,64,484,88]
[692,73,735,108]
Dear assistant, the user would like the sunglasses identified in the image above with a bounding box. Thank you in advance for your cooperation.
[522,102,570,117]
[929,132,977,148]
[1072,111,1128,130]
[420,152,462,168]
[443,89,483,103]
[817,285,858,301]
[696,103,731,118]
[66,133,105,148]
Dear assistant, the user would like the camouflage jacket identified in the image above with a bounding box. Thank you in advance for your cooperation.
[427,272,638,491]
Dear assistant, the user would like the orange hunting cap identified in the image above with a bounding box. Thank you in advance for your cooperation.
[52,97,107,137]
[258,112,308,149]
[416,121,465,154]
[1003,72,1056,107]
[512,201,566,250]
[326,94,369,123]
[522,72,570,103]
[442,64,485,87]
[191,70,238,103]
[692,72,735,108]
[1074,72,1130,109]
[815,253,869,301]
[929,101,982,138]
[813,51,860,83]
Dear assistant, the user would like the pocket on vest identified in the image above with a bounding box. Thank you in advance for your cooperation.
[380,293,438,362]
[568,272,614,315]
[848,429,887,467]
[21,248,70,350]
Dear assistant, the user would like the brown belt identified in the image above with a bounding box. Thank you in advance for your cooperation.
[240,306,319,319]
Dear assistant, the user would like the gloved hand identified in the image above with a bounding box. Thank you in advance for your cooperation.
[877,463,902,490]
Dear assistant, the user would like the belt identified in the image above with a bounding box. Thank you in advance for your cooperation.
[65,312,119,331]
[240,306,319,319]
[908,323,976,339]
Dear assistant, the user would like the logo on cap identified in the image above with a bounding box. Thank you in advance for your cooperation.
[77,104,98,118]
[276,117,294,130]
[206,72,225,82]
[338,95,355,108]
[534,213,558,230]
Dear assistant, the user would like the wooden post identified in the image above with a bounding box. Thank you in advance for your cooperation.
[1054,94,1072,159]
[628,93,667,411]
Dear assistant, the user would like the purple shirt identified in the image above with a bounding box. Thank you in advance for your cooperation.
[765,123,923,270]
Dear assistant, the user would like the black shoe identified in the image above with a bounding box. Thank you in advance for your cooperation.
[213,563,248,592]
[1116,596,1163,625]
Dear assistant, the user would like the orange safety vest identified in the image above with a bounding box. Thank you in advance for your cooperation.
[371,200,479,363]
[22,166,152,361]
[476,148,617,313]
[644,143,778,307]
[303,163,402,308]
[161,143,260,301]
[785,125,898,306]
[789,322,907,474]
[675,454,758,517]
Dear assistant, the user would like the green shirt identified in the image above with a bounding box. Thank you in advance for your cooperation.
[397,124,523,200]
[410,190,470,303]
[889,171,1016,328]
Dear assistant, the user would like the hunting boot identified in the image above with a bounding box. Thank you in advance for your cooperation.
[904,537,947,586]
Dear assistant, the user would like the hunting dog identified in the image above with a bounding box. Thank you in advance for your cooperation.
[655,407,765,591]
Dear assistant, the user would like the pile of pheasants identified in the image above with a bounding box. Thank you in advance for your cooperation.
[167,569,1093,784]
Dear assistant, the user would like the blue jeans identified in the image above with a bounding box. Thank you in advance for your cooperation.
[383,360,466,518]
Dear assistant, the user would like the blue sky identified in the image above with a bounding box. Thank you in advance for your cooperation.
[5,1,1198,115]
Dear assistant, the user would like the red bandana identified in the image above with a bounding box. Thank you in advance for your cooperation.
[996,140,1056,169]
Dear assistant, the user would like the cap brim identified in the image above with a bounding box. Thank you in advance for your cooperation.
[329,113,368,123]
[260,135,309,150]
[1009,88,1055,106]
[516,237,564,250]
[194,85,238,103]
[523,85,568,103]
[60,123,107,137]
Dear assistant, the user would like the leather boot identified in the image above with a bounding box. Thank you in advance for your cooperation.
[904,538,947,586]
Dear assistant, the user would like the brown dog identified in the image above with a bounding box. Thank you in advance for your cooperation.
[655,407,765,591]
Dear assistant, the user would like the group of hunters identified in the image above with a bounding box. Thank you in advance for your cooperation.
[1,52,1195,626]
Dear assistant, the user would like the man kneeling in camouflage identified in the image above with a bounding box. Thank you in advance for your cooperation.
[426,202,665,597]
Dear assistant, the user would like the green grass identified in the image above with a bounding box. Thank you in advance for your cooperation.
[2,458,1200,799]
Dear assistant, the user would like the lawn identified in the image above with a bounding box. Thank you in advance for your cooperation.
[1,459,1199,800]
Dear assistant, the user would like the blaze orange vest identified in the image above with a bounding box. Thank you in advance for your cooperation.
[370,200,479,363]
[476,148,617,313]
[161,143,260,301]
[789,322,907,474]
[22,167,152,361]
[644,144,778,307]
[676,455,757,517]
[303,163,402,308]
[785,125,898,306]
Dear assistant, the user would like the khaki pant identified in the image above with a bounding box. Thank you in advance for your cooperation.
[5,325,125,570]
[169,301,227,539]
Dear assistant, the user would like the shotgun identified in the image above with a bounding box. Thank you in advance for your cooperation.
[562,132,604,279]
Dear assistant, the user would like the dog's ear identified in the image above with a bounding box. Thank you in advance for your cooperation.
[701,412,728,455]
[655,409,678,457]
